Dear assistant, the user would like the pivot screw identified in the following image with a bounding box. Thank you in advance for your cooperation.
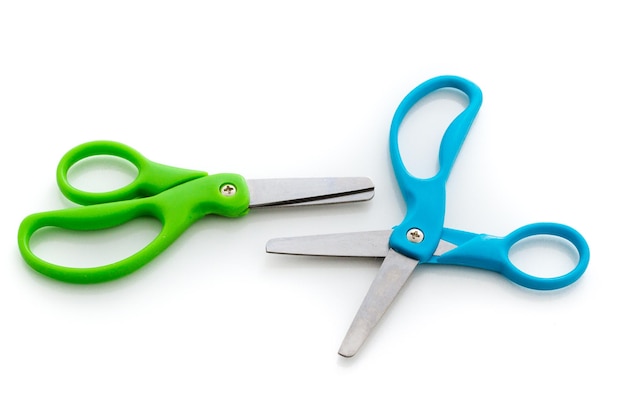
[220,184,237,196]
[406,228,424,243]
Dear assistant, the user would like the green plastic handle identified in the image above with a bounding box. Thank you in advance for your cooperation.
[18,141,251,284]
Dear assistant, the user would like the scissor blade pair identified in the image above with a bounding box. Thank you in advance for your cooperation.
[247,178,374,208]
[339,249,419,357]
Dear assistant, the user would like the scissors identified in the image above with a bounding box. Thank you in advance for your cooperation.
[266,75,590,357]
[18,140,374,283]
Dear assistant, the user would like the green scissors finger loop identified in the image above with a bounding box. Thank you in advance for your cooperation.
[56,141,207,205]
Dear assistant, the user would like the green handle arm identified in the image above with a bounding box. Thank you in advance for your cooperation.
[56,140,207,205]
[17,174,250,284]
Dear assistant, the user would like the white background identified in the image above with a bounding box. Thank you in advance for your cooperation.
[1,1,623,416]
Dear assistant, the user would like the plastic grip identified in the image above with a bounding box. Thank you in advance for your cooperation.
[57,141,206,205]
[388,76,483,262]
[433,223,590,290]
[18,174,251,283]
[389,75,483,184]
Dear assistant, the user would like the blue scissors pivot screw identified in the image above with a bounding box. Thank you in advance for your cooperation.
[267,75,590,358]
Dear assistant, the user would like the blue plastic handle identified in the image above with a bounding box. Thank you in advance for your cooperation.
[388,75,483,261]
[430,223,590,290]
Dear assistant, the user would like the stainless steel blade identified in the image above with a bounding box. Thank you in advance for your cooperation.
[266,230,391,257]
[339,248,419,358]
[433,239,457,256]
[247,177,374,208]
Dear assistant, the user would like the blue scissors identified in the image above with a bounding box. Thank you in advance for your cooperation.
[267,75,590,357]
[18,141,374,283]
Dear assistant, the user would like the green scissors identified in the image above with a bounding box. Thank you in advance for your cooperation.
[18,140,374,284]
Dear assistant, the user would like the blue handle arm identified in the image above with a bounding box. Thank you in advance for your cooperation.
[388,76,483,261]
[427,223,590,290]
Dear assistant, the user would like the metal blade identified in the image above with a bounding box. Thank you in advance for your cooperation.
[266,230,391,257]
[339,248,419,358]
[433,239,457,256]
[247,177,374,208]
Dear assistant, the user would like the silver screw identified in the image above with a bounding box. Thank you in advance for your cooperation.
[220,184,237,196]
[406,228,424,243]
